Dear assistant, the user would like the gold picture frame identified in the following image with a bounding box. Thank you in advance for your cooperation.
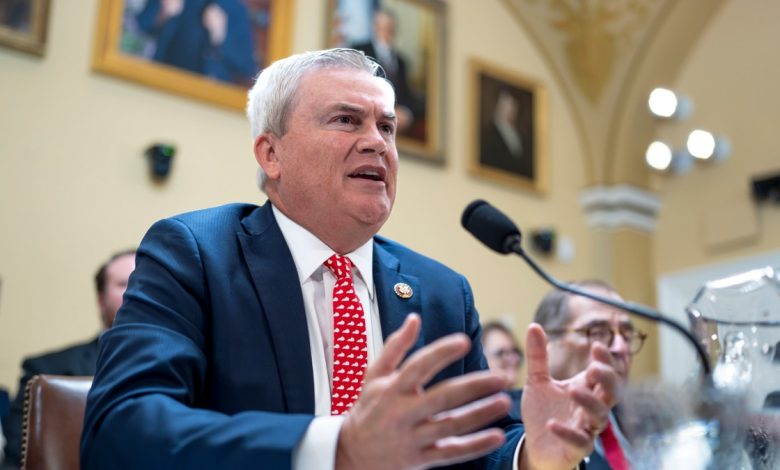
[91,0,295,111]
[0,0,50,56]
[469,58,548,194]
[326,0,447,163]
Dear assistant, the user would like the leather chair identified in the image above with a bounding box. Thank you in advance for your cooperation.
[21,375,92,470]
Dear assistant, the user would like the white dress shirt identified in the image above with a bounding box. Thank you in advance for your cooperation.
[272,207,383,469]
[0,416,5,463]
[274,206,522,468]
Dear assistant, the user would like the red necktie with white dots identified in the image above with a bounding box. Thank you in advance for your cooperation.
[600,420,630,470]
[324,254,368,415]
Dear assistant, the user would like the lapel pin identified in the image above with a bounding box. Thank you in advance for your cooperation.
[394,283,413,299]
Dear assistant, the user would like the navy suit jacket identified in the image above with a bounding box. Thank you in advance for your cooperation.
[81,203,523,469]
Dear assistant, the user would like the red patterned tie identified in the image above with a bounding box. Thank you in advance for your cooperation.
[600,420,630,470]
[325,254,368,415]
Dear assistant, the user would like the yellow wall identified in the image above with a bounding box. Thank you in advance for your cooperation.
[651,0,780,275]
[0,0,597,393]
[1,0,778,396]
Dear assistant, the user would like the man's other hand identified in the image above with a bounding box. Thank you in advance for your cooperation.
[520,323,622,470]
[336,314,511,470]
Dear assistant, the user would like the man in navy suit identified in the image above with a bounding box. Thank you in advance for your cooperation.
[81,48,621,470]
[352,9,422,137]
[532,280,647,469]
[1,250,135,468]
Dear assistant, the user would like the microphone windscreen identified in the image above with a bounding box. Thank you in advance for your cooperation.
[461,200,521,254]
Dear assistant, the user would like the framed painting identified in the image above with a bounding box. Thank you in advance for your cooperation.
[0,0,50,56]
[327,0,446,163]
[92,0,295,110]
[469,59,548,194]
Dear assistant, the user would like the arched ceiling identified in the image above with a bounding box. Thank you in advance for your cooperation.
[501,0,727,187]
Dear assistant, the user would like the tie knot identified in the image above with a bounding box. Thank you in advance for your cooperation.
[325,254,352,280]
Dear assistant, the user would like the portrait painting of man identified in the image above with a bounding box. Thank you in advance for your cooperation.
[470,59,547,194]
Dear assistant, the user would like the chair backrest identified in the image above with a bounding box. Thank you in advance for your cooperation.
[22,375,92,470]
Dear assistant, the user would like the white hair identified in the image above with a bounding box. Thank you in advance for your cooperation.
[246,48,384,191]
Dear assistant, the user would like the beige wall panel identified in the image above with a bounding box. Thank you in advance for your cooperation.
[653,0,780,275]
[0,0,653,393]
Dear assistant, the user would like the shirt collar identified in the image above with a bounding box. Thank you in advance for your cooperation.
[272,205,375,298]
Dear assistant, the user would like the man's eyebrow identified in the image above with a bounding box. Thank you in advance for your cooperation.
[330,103,365,115]
[578,319,611,329]
[323,103,396,122]
[578,319,636,331]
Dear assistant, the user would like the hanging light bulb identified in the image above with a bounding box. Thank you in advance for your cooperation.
[687,129,731,161]
[646,141,673,171]
[648,87,693,120]
[687,130,716,159]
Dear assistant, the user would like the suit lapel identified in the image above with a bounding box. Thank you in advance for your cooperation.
[237,203,314,414]
[373,241,424,355]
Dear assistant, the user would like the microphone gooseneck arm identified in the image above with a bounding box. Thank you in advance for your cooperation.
[504,236,712,376]
[463,200,712,379]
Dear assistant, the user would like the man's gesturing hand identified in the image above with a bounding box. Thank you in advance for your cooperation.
[520,324,622,470]
[336,314,511,470]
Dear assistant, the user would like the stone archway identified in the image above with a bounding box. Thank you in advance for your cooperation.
[501,0,727,377]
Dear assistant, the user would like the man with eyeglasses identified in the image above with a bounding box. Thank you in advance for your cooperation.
[531,280,646,470]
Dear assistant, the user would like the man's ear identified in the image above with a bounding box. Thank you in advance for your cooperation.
[254,133,281,180]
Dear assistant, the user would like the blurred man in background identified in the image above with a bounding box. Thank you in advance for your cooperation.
[1,250,135,468]
[532,280,647,470]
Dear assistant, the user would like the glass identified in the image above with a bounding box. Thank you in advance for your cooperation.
[490,347,524,362]
[620,266,780,469]
[667,265,780,469]
[687,266,780,414]
[547,323,648,354]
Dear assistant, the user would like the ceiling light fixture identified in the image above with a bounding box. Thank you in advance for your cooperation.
[646,141,673,171]
[648,87,693,120]
[686,129,731,161]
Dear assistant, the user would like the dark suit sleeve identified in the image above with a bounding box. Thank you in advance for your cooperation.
[373,238,526,469]
[80,218,314,469]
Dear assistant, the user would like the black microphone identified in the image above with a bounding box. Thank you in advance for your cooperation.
[461,199,712,377]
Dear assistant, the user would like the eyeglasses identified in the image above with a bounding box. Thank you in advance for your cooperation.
[546,323,648,354]
[489,347,524,363]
